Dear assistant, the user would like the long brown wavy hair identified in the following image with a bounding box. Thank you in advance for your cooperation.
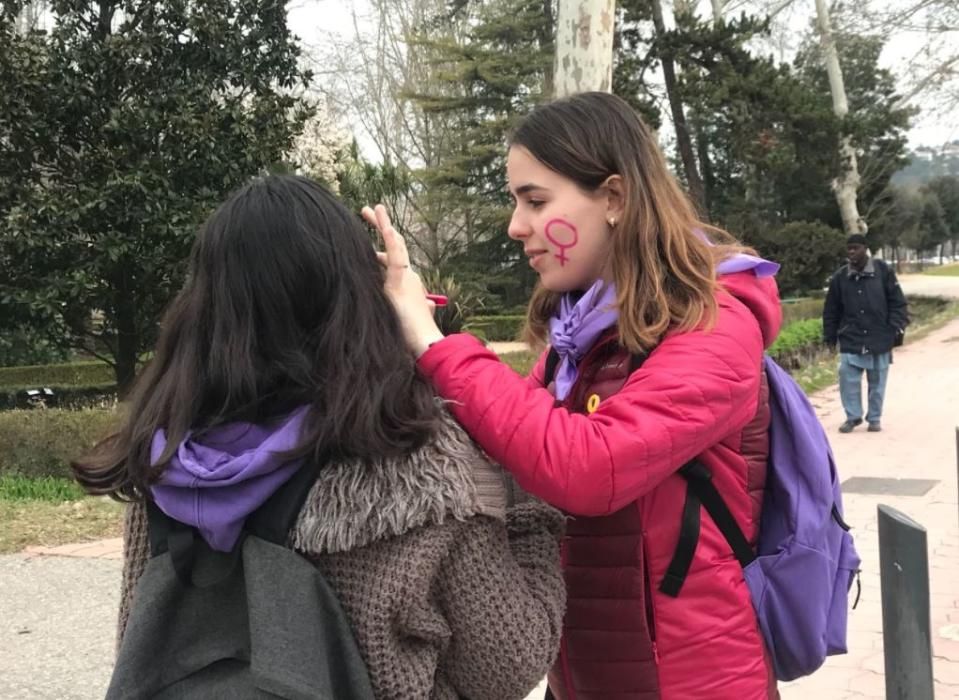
[510,92,754,353]
[72,175,439,501]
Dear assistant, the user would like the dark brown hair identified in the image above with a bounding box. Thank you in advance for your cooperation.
[73,175,438,500]
[509,92,754,353]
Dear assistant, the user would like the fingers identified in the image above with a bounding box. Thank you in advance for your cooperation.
[377,205,410,268]
[363,203,410,270]
[361,206,378,230]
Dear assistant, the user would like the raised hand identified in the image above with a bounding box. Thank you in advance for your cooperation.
[362,204,445,356]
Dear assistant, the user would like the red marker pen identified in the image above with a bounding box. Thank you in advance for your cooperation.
[425,293,448,307]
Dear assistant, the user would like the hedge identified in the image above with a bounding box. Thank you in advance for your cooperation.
[0,383,117,410]
[0,360,117,410]
[0,360,114,390]
[0,408,118,479]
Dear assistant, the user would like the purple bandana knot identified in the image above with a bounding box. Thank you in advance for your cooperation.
[548,282,618,401]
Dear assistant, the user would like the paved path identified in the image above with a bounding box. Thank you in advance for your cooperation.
[897,272,959,299]
[777,315,959,699]
[2,278,957,700]
[0,556,121,699]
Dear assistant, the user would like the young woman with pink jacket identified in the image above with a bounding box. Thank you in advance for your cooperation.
[365,92,783,700]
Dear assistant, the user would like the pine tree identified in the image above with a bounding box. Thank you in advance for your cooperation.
[406,0,555,308]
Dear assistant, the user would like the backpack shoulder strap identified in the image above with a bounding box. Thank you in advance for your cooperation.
[246,458,320,545]
[144,458,319,585]
[659,461,757,598]
[873,258,889,281]
[145,500,205,584]
[543,347,561,387]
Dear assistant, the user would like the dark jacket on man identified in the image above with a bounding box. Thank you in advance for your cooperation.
[822,258,909,355]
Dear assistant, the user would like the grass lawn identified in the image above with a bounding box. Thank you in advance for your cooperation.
[0,476,123,554]
[923,263,959,277]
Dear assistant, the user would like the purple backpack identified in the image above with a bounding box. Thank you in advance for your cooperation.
[543,347,861,680]
[660,356,862,680]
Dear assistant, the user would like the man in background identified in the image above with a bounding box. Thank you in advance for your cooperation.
[823,234,910,434]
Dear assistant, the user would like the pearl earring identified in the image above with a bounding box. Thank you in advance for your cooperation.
[608,218,617,227]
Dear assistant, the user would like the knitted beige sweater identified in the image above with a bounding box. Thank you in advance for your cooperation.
[118,412,566,699]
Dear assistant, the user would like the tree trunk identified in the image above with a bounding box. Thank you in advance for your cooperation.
[113,267,138,397]
[650,0,706,214]
[540,0,556,97]
[711,0,724,25]
[696,126,714,217]
[553,0,616,96]
[814,0,867,236]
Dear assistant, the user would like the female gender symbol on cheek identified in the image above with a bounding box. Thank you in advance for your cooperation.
[544,218,579,266]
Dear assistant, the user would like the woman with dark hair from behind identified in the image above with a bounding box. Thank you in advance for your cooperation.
[73,174,565,699]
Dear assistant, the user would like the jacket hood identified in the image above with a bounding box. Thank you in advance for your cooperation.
[150,408,309,551]
[720,270,783,349]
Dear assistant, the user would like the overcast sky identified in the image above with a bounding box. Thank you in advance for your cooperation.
[286,0,957,153]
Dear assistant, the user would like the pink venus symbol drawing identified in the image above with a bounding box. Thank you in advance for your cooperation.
[544,218,579,266]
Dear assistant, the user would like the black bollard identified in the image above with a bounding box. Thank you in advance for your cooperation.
[877,504,934,700]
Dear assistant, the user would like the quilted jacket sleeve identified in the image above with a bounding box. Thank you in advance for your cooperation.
[419,299,765,517]
[522,347,548,389]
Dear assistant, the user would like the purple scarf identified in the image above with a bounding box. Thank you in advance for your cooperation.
[547,254,779,401]
[548,282,618,401]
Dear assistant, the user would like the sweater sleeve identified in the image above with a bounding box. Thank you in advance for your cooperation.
[437,502,566,700]
[418,299,764,517]
[116,501,149,653]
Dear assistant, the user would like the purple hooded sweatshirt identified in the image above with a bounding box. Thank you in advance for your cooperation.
[150,407,309,552]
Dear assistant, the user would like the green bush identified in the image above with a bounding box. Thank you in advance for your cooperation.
[0,326,70,367]
[769,318,823,356]
[0,408,118,479]
[464,315,525,342]
[755,221,846,296]
[767,318,828,370]
[0,360,114,389]
[418,270,487,335]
